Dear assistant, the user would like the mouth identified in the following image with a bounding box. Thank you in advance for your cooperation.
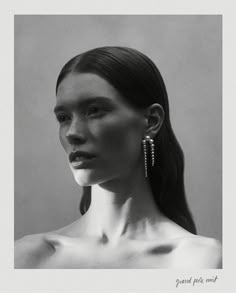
[69,150,97,169]
[70,157,96,169]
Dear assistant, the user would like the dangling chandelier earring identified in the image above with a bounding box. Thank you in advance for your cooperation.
[142,135,155,178]
[142,138,148,178]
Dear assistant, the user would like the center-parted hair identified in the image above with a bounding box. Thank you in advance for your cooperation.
[56,46,197,234]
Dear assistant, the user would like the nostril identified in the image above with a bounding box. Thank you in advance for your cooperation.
[66,131,86,145]
[66,134,85,145]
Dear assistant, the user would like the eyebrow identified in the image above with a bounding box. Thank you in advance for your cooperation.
[53,96,113,114]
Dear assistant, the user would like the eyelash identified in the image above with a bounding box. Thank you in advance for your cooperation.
[56,105,106,123]
[86,105,105,116]
[56,113,70,123]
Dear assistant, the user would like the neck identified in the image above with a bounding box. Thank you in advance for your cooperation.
[83,164,164,243]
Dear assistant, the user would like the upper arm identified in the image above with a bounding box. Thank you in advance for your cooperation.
[14,234,55,269]
[191,237,222,269]
[204,238,222,269]
[176,237,222,269]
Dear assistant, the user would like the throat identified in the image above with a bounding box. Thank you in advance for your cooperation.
[86,204,162,245]
[83,176,164,243]
[98,221,130,245]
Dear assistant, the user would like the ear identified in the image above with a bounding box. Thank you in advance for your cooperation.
[143,103,164,138]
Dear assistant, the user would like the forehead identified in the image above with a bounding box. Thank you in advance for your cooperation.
[56,73,124,105]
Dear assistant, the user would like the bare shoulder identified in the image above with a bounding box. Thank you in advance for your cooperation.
[14,233,56,269]
[175,235,222,269]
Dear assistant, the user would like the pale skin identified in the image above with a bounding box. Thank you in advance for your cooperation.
[15,73,222,269]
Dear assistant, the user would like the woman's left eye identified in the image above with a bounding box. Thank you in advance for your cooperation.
[87,105,104,116]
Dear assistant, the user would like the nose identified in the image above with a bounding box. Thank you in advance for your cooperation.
[66,118,87,145]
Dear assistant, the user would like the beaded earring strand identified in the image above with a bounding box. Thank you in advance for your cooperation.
[142,136,155,178]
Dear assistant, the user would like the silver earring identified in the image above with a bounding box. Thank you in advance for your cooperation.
[142,137,148,178]
[142,136,155,178]
[150,138,155,167]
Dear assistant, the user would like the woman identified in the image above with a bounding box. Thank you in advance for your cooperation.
[15,46,222,268]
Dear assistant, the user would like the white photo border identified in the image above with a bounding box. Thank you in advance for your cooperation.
[1,0,235,292]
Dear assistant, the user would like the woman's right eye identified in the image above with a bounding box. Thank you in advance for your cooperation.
[56,114,70,123]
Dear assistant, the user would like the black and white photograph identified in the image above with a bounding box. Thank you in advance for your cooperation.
[14,15,222,270]
[2,0,236,291]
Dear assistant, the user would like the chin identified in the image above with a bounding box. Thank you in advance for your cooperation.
[72,168,119,187]
[69,163,119,186]
[72,171,93,186]
[71,169,104,186]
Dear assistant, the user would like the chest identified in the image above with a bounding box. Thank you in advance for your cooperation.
[38,238,178,269]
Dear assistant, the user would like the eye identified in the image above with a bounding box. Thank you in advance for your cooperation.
[56,113,70,123]
[87,105,105,116]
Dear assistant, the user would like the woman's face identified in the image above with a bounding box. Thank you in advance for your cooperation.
[55,72,146,186]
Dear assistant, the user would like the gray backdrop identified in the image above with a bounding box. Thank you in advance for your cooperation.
[14,15,222,242]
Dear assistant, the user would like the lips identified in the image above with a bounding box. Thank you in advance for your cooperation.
[69,150,96,163]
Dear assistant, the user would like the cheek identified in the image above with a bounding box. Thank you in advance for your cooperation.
[59,128,68,151]
[96,117,143,161]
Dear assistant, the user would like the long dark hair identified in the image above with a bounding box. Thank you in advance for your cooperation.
[56,46,197,234]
